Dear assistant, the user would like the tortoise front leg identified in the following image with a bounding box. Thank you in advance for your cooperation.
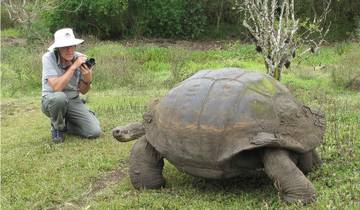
[129,136,165,189]
[263,148,316,204]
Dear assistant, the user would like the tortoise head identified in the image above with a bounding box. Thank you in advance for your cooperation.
[112,122,145,142]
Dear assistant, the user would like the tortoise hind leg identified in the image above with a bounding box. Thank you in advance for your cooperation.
[311,149,322,167]
[298,149,322,174]
[129,136,165,189]
[263,148,316,204]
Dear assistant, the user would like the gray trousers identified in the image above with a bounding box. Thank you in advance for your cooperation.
[41,92,101,138]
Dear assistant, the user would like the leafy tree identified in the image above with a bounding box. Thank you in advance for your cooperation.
[45,0,128,39]
[130,0,207,39]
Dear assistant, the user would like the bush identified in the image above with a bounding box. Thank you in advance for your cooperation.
[1,6,14,29]
[331,46,360,90]
[1,0,53,44]
[23,18,52,46]
[45,0,128,39]
[353,16,360,41]
[131,0,207,39]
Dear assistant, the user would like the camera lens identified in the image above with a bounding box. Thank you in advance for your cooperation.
[85,58,96,68]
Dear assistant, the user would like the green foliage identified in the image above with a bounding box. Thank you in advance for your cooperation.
[131,0,207,39]
[1,28,21,38]
[203,23,247,40]
[2,34,359,97]
[23,18,52,45]
[0,5,14,29]
[182,1,207,39]
[45,0,128,39]
[297,43,350,67]
[353,16,360,41]
[85,43,174,90]
[203,0,239,26]
[294,0,360,41]
[84,43,138,90]
[330,45,360,90]
[3,0,360,40]
[1,0,53,43]
[0,45,42,97]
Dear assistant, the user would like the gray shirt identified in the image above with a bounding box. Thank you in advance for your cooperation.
[41,50,84,98]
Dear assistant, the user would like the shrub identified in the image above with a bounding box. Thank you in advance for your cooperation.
[331,46,360,90]
[1,5,14,29]
[131,0,207,39]
[353,16,360,41]
[203,0,239,27]
[45,0,128,39]
[1,0,53,44]
[23,18,52,46]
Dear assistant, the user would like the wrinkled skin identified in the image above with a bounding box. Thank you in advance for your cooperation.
[112,122,144,142]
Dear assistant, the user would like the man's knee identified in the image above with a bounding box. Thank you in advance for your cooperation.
[84,126,101,139]
[49,92,68,108]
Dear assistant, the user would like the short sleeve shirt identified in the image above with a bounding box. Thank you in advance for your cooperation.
[41,50,84,99]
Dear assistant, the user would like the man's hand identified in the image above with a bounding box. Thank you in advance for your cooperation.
[79,63,92,84]
[47,57,85,92]
[73,56,87,69]
[78,59,93,94]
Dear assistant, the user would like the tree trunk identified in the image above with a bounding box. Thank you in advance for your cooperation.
[216,0,224,32]
[265,60,282,81]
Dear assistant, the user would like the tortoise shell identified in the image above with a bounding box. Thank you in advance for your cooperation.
[144,68,323,178]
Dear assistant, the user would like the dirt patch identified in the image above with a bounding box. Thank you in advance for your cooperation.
[87,168,125,196]
[49,167,126,210]
[2,37,26,46]
[0,101,37,120]
[0,102,17,115]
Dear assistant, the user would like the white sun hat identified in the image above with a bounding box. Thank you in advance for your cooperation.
[48,28,84,51]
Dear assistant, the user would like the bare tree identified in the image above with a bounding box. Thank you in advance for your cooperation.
[2,0,54,41]
[1,0,83,41]
[2,0,58,25]
[237,0,331,80]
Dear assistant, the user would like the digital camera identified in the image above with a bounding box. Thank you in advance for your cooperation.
[84,58,96,69]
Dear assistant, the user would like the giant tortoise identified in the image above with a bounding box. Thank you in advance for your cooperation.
[113,68,326,203]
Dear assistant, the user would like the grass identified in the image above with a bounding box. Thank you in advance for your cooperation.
[1,34,360,209]
[0,28,22,38]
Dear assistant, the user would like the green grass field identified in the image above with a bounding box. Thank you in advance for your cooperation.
[1,32,360,209]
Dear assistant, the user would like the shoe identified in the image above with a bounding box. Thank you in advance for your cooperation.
[51,128,64,143]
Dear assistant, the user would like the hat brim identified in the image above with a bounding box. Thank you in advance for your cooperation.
[48,39,84,51]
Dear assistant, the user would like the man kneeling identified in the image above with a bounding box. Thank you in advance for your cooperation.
[41,28,101,143]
